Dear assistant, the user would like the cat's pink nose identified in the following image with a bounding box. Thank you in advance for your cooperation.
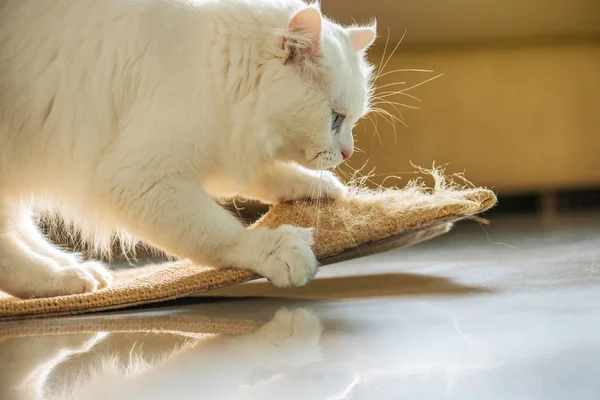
[342,149,353,160]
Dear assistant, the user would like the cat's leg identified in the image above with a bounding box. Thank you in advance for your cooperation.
[0,201,109,298]
[106,178,318,287]
[13,206,112,288]
[240,162,347,204]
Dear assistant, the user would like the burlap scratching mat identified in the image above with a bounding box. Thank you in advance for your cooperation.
[0,177,496,320]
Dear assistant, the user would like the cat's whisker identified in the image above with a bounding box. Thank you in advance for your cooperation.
[373,30,407,83]
[365,114,384,146]
[370,108,399,141]
[375,81,408,90]
[367,32,439,145]
[372,100,420,110]
[371,101,407,125]
[366,34,441,150]
[398,73,445,94]
[369,107,395,125]
[371,108,400,143]
[371,106,405,123]
[375,68,435,81]
[375,27,392,79]
[370,106,406,134]
[375,90,423,103]
[375,90,423,102]
[359,118,367,130]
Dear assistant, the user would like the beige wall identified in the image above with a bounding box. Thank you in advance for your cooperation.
[346,41,600,194]
[323,0,600,46]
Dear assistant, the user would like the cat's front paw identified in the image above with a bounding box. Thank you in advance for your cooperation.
[312,171,347,200]
[49,263,113,296]
[80,261,113,289]
[253,225,318,287]
[279,171,346,202]
[24,262,113,298]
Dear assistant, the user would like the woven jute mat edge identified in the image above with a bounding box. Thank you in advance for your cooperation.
[0,189,497,321]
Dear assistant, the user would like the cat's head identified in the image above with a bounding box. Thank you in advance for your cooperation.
[265,4,376,170]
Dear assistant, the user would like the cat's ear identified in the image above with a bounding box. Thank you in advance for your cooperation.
[282,6,322,62]
[347,24,377,53]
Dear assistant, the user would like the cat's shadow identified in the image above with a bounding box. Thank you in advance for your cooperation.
[200,271,490,300]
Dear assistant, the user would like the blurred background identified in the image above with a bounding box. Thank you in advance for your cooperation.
[322,0,600,217]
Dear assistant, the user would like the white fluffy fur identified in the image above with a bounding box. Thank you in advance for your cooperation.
[0,0,376,298]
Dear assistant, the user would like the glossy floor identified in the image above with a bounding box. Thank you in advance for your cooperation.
[1,212,599,400]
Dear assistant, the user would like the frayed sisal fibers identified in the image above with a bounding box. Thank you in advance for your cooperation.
[0,174,496,320]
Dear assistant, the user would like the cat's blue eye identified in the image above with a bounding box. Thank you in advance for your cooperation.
[331,112,344,131]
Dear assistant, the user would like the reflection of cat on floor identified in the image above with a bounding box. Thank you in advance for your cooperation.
[0,332,105,400]
[0,308,323,400]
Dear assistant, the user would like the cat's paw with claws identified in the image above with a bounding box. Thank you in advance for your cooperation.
[253,225,318,287]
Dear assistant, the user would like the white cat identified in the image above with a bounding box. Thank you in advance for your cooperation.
[0,0,376,298]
